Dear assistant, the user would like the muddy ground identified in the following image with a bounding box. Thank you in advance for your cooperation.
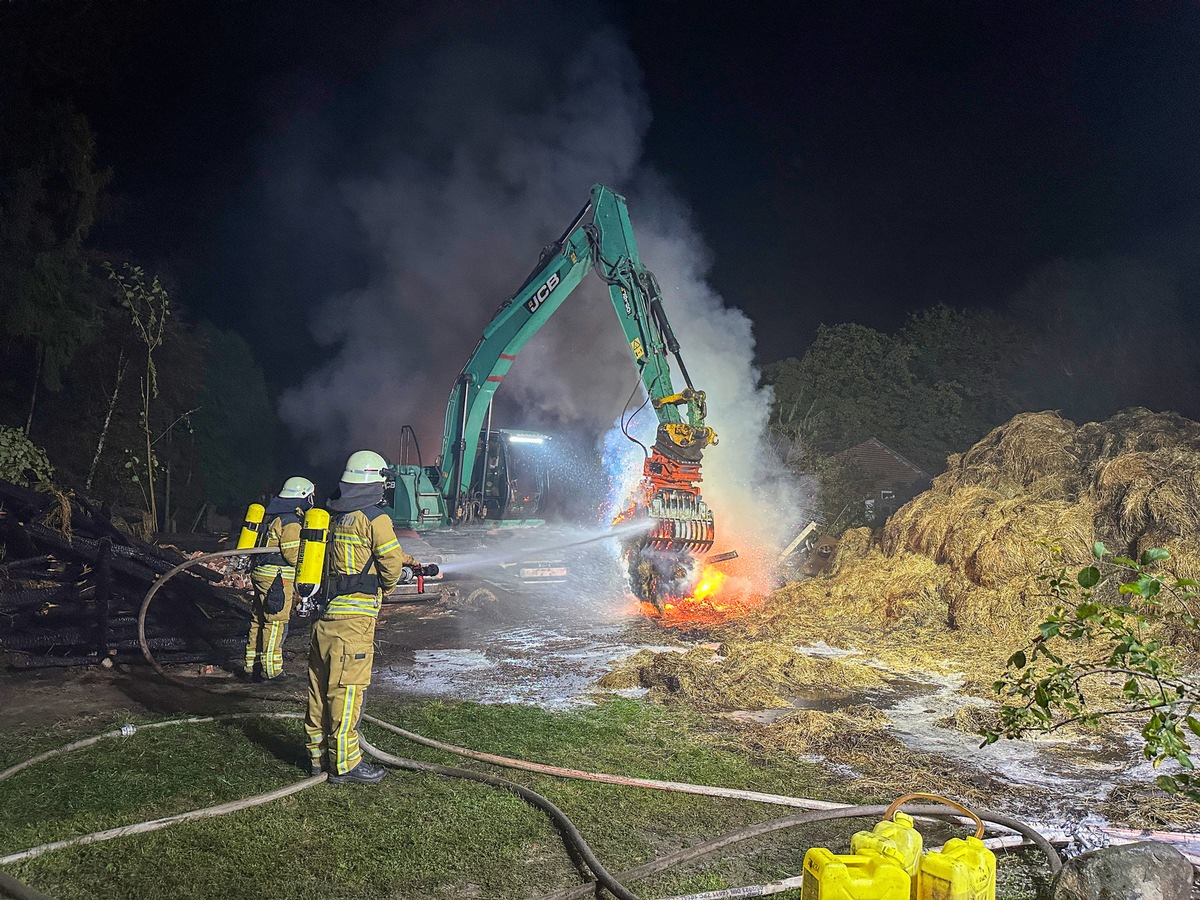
[1,551,1192,851]
[0,575,681,728]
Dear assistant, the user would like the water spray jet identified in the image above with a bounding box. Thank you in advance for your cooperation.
[436,520,653,576]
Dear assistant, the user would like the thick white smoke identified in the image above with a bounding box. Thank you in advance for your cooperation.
[279,26,648,457]
[278,10,801,557]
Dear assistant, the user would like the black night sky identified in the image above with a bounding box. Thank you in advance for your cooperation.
[13,0,1200,428]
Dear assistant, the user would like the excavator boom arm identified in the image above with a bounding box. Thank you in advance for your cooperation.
[438,184,714,503]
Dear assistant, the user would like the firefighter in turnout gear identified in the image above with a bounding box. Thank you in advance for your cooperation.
[304,450,415,784]
[244,477,315,680]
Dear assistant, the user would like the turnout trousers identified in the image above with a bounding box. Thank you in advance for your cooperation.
[303,614,376,775]
[244,577,294,679]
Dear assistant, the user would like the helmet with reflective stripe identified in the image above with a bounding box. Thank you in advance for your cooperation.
[279,476,316,499]
[341,450,389,484]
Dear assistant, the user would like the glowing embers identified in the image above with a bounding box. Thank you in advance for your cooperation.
[638,562,753,626]
[634,544,777,626]
[629,551,739,623]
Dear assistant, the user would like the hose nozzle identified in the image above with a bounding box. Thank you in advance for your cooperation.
[400,563,440,583]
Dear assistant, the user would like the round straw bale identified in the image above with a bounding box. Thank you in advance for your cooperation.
[1092,449,1200,542]
[946,411,1080,492]
[830,526,872,573]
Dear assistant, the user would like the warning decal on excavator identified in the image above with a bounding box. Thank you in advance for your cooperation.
[631,338,645,358]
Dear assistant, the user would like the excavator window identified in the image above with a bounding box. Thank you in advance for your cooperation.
[471,431,550,522]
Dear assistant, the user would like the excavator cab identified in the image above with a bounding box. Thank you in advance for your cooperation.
[472,429,551,524]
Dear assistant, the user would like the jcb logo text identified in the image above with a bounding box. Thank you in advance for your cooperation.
[525,272,561,314]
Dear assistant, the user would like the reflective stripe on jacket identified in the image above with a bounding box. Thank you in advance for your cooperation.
[324,508,414,618]
[251,512,302,589]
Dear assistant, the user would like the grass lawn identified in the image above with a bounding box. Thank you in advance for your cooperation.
[0,697,1051,899]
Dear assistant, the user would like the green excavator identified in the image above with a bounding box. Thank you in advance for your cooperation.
[385,184,718,608]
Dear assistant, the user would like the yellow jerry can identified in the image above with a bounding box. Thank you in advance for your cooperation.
[916,836,996,900]
[801,848,911,900]
[851,810,924,882]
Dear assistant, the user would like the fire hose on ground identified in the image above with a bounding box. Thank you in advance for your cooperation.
[0,712,1061,900]
[0,547,1072,899]
[534,802,1060,900]
[0,710,641,900]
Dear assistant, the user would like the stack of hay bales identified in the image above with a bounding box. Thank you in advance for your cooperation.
[769,408,1200,644]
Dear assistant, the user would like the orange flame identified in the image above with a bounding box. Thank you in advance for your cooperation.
[643,563,754,627]
[697,565,727,597]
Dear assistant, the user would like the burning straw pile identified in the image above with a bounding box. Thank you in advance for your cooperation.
[0,478,249,668]
[611,408,1200,706]
[599,409,1200,817]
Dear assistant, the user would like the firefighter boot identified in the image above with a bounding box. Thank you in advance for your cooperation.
[327,760,387,785]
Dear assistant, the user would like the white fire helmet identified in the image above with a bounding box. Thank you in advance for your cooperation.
[341,450,389,484]
[279,476,316,499]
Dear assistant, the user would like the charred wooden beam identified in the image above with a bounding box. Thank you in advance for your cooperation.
[20,522,165,583]
[0,585,79,612]
[95,537,112,659]
[0,554,53,575]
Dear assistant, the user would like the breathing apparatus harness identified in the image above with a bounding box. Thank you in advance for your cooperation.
[304,499,389,618]
[333,513,384,598]
[239,497,315,615]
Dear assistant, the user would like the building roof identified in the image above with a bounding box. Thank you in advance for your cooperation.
[831,438,932,494]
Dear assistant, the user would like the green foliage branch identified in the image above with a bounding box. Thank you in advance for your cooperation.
[104,261,170,526]
[0,425,54,483]
[986,542,1200,799]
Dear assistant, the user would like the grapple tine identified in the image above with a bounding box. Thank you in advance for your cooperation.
[618,446,718,608]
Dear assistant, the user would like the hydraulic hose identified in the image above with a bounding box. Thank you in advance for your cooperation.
[358,736,638,900]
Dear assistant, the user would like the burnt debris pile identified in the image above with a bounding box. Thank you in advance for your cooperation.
[0,478,248,669]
